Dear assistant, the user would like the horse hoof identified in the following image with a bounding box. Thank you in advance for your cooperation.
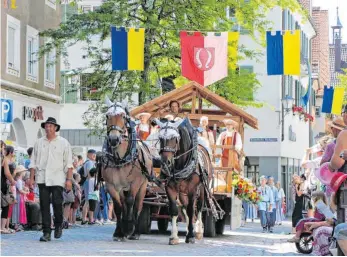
[195,233,203,240]
[185,237,195,244]
[169,238,180,245]
[128,234,140,240]
[113,236,126,242]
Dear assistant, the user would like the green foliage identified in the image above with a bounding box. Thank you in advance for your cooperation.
[338,69,347,105]
[39,0,304,131]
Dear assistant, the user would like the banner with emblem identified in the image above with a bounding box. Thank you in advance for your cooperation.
[180,31,228,87]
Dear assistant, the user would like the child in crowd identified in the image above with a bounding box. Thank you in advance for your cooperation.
[71,173,82,227]
[11,166,28,231]
[288,191,329,243]
[87,168,99,225]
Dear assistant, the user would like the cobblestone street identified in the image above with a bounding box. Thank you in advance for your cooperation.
[1,220,301,256]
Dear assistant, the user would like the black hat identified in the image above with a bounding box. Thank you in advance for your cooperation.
[87,149,96,154]
[343,105,347,113]
[41,117,60,132]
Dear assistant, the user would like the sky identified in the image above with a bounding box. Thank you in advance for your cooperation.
[312,0,347,43]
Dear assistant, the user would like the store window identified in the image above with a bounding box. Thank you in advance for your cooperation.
[245,165,259,185]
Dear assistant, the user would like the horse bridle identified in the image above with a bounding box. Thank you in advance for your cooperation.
[106,104,130,149]
[159,125,180,154]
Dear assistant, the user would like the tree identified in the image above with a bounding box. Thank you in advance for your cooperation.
[338,69,347,105]
[39,0,303,134]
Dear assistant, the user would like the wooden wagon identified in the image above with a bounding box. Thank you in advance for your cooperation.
[130,81,259,237]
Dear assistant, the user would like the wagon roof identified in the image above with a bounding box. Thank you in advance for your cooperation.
[130,82,258,129]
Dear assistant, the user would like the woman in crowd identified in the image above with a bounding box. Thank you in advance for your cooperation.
[291,174,305,234]
[328,105,347,173]
[198,116,215,148]
[1,143,16,234]
[70,173,82,227]
[288,191,328,243]
[275,181,285,225]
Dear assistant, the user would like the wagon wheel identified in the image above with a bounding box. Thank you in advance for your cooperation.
[215,217,225,235]
[157,207,169,233]
[138,205,151,234]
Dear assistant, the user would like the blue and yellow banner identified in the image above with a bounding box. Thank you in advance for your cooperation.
[322,86,345,115]
[267,30,301,76]
[111,27,145,71]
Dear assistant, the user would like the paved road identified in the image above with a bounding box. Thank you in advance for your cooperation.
[1,220,301,256]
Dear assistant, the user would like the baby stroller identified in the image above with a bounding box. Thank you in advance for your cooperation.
[295,194,314,254]
[295,226,314,254]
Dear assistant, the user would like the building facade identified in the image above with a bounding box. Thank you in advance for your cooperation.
[1,0,61,149]
[311,7,330,141]
[242,2,316,212]
[329,8,347,87]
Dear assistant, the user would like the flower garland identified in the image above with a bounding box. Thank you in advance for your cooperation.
[231,172,262,204]
[292,105,314,122]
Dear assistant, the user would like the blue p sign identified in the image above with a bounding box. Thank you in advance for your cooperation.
[0,99,13,123]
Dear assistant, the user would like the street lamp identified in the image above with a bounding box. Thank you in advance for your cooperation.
[277,95,294,126]
[281,95,294,115]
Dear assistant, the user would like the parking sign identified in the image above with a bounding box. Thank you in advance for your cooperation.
[0,99,13,123]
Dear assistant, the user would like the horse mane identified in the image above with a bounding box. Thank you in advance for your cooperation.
[174,121,193,170]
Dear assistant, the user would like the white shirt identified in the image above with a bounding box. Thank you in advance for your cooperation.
[29,136,73,187]
[137,124,150,132]
[216,130,243,152]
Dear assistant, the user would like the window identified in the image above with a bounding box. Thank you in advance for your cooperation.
[245,165,260,185]
[284,76,293,97]
[82,5,92,13]
[295,80,301,106]
[7,15,20,77]
[315,106,321,117]
[45,0,56,10]
[26,26,39,83]
[80,74,99,101]
[239,65,253,74]
[44,41,56,89]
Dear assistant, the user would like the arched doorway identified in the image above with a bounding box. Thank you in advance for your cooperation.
[12,118,27,148]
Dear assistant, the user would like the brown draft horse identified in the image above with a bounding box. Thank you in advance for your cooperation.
[98,97,153,241]
[155,117,213,245]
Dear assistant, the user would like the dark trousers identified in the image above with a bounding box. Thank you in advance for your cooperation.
[25,202,42,226]
[38,184,63,234]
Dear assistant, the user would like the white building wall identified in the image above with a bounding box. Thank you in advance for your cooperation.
[243,7,314,162]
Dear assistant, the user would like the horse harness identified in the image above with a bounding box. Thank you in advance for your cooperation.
[160,123,199,181]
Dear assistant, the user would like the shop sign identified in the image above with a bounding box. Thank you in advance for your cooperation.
[250,138,278,142]
[22,106,44,122]
[0,98,13,123]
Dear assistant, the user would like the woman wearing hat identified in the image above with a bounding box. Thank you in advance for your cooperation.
[198,116,215,148]
[29,117,73,242]
[135,113,151,141]
[216,119,242,168]
[328,105,347,173]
